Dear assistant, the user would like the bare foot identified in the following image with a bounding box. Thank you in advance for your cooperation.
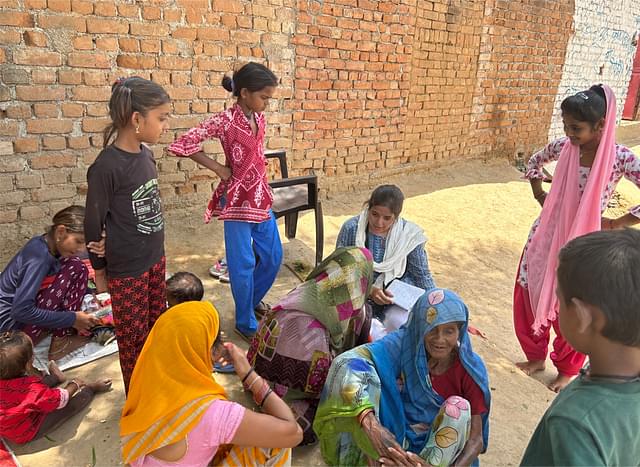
[547,373,573,393]
[86,379,112,393]
[47,360,66,384]
[515,360,546,376]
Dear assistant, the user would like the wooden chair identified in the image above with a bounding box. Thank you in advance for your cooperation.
[265,150,324,265]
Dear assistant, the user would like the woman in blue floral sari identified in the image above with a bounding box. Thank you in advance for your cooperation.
[313,288,490,466]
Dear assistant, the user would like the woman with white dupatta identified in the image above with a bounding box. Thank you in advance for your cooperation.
[336,185,436,327]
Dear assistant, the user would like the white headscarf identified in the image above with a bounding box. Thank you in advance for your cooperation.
[355,208,427,288]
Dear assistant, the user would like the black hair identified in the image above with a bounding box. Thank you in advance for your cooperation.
[166,271,204,305]
[0,331,33,380]
[103,76,170,147]
[557,228,640,347]
[560,85,606,126]
[365,185,405,217]
[46,205,85,236]
[221,62,278,97]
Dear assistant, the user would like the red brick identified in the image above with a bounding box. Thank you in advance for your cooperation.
[163,8,181,22]
[159,55,192,70]
[173,27,197,40]
[68,52,111,68]
[72,86,111,101]
[6,104,31,119]
[86,18,128,34]
[83,70,107,86]
[16,85,65,101]
[86,103,107,117]
[0,11,33,27]
[37,14,85,31]
[42,136,66,150]
[14,49,61,66]
[117,54,156,69]
[130,22,169,36]
[61,103,84,117]
[31,185,77,201]
[0,120,18,136]
[96,37,118,51]
[230,30,260,44]
[47,0,70,12]
[30,154,76,170]
[82,117,110,133]
[25,0,46,7]
[0,30,21,45]
[14,138,39,153]
[26,119,73,134]
[67,135,90,149]
[117,4,138,17]
[58,70,82,84]
[211,0,243,13]
[72,36,93,50]
[23,30,47,47]
[140,39,160,53]
[118,37,139,52]
[196,27,228,41]
[0,0,19,6]
[71,0,93,14]
[32,69,57,84]
[94,1,117,16]
[33,104,58,118]
[0,209,18,222]
[143,6,162,20]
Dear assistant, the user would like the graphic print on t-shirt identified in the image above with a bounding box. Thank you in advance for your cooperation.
[131,178,163,235]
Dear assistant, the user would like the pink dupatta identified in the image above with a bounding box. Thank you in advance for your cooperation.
[526,84,617,333]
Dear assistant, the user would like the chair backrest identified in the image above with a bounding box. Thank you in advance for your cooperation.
[264,150,288,179]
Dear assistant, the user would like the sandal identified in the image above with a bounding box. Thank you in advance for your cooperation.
[209,259,228,279]
[213,361,236,373]
[254,301,271,319]
[234,327,256,344]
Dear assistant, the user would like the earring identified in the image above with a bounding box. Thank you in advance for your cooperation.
[135,125,140,134]
[56,238,61,243]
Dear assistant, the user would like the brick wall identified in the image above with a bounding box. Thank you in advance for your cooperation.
[0,0,635,262]
[548,1,640,139]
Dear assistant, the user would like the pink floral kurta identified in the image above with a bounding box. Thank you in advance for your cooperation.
[518,137,640,287]
[168,104,273,223]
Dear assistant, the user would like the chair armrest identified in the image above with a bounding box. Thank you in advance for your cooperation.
[269,174,317,189]
[265,150,288,178]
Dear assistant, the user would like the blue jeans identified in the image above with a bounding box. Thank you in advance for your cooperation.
[223,211,282,334]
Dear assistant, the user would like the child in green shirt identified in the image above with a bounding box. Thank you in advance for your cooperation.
[521,228,640,466]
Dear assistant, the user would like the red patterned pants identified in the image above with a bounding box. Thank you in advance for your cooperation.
[108,257,166,393]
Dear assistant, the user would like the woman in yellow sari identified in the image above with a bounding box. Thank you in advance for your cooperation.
[120,294,302,466]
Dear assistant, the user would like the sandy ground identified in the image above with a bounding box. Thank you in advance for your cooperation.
[11,138,640,467]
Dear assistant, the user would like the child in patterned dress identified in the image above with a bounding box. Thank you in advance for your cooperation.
[168,62,282,342]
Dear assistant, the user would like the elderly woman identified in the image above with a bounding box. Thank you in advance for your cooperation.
[336,185,435,323]
[247,247,373,445]
[0,206,103,360]
[314,289,490,467]
[121,298,302,467]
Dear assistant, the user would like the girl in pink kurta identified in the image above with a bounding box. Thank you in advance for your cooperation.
[168,62,281,341]
[513,84,640,392]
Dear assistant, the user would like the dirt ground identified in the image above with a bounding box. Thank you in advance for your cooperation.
[11,139,640,466]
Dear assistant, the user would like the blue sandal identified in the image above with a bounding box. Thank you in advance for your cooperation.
[213,361,236,373]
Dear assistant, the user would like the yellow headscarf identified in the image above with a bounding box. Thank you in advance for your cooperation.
[120,301,227,464]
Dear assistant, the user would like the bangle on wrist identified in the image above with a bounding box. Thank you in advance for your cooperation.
[241,367,255,384]
[357,408,374,426]
[245,374,260,392]
[66,380,80,390]
[259,389,273,408]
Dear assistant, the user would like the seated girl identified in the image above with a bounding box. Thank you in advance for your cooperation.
[314,288,490,467]
[248,247,373,445]
[121,297,303,466]
[0,206,103,360]
[336,185,435,324]
[0,331,111,445]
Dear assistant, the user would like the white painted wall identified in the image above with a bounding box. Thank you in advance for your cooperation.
[548,0,640,139]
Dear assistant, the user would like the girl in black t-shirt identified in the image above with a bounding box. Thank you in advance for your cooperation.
[84,77,171,393]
